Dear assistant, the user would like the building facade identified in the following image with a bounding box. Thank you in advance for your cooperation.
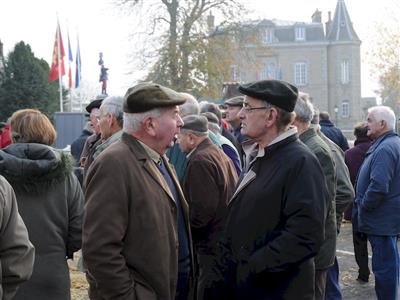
[222,0,362,131]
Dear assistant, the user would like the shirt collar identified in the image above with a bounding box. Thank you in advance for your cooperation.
[137,140,161,164]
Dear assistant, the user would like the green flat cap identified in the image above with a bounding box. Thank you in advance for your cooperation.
[224,96,244,107]
[124,83,186,113]
[238,80,298,112]
[182,115,208,133]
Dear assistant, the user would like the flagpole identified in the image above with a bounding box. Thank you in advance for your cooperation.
[57,19,63,112]
[68,26,72,112]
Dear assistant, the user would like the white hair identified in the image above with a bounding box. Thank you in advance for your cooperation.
[368,105,396,130]
[294,92,314,123]
[123,108,163,133]
[100,96,124,126]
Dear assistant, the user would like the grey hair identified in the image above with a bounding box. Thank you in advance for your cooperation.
[179,93,200,117]
[368,106,396,130]
[294,92,314,123]
[123,108,163,134]
[200,102,222,121]
[180,128,208,137]
[100,96,124,127]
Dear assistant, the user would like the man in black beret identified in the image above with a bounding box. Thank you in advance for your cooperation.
[83,83,195,300]
[79,94,106,172]
[204,79,329,300]
[177,115,238,300]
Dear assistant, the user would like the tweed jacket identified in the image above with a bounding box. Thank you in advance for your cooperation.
[83,133,194,300]
[299,127,337,270]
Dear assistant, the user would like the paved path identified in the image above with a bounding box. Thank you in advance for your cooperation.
[336,222,396,300]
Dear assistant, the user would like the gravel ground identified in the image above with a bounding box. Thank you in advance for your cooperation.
[69,223,396,299]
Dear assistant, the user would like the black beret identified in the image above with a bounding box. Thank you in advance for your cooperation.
[238,80,298,112]
[224,96,244,107]
[124,83,186,113]
[201,112,219,125]
[85,94,106,113]
[182,115,208,133]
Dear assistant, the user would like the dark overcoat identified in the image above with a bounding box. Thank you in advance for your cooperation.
[205,133,328,300]
[83,133,194,300]
[183,138,238,254]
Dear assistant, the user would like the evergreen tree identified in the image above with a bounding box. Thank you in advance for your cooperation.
[0,42,59,121]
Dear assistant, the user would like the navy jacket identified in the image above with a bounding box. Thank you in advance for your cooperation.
[354,131,400,235]
[320,120,349,151]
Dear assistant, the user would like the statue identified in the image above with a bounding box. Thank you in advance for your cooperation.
[98,52,109,95]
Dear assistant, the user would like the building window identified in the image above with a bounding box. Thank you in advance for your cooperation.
[260,63,276,80]
[294,62,307,86]
[295,27,306,41]
[341,101,350,118]
[231,65,241,81]
[262,28,274,44]
[341,60,350,84]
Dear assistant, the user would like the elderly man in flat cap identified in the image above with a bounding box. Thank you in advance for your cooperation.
[204,79,328,300]
[177,115,238,300]
[83,83,194,300]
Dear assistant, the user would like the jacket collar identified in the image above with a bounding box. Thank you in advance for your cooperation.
[229,128,298,205]
[367,130,397,154]
[121,133,177,203]
[299,127,318,143]
[320,119,334,127]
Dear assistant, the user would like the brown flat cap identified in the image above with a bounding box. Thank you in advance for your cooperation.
[239,80,298,112]
[224,96,244,107]
[182,115,208,133]
[124,83,186,113]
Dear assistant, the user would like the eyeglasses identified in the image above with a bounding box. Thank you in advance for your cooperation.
[242,103,270,113]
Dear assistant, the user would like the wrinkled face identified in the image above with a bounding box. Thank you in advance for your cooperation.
[176,132,192,154]
[225,105,242,124]
[238,96,270,139]
[97,108,112,140]
[153,106,184,153]
[366,112,385,140]
[89,108,100,134]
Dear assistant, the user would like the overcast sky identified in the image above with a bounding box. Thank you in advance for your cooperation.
[0,0,398,99]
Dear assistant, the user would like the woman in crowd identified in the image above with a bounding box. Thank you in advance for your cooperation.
[0,109,84,300]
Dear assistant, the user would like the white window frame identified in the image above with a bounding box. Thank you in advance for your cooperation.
[295,27,306,41]
[231,65,240,81]
[341,60,350,84]
[260,63,276,80]
[262,28,274,44]
[294,62,307,86]
[341,101,350,118]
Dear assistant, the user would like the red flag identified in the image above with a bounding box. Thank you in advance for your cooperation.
[49,22,65,81]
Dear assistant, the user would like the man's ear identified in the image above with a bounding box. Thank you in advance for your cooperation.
[143,117,157,137]
[265,107,277,126]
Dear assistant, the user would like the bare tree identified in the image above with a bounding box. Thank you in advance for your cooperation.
[113,0,245,96]
[367,1,400,111]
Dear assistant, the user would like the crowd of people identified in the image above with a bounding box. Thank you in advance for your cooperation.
[0,79,399,300]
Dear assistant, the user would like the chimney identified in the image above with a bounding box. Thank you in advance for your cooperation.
[325,11,332,36]
[312,9,322,23]
[207,12,215,35]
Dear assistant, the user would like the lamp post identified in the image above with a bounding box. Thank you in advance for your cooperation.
[334,105,339,127]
